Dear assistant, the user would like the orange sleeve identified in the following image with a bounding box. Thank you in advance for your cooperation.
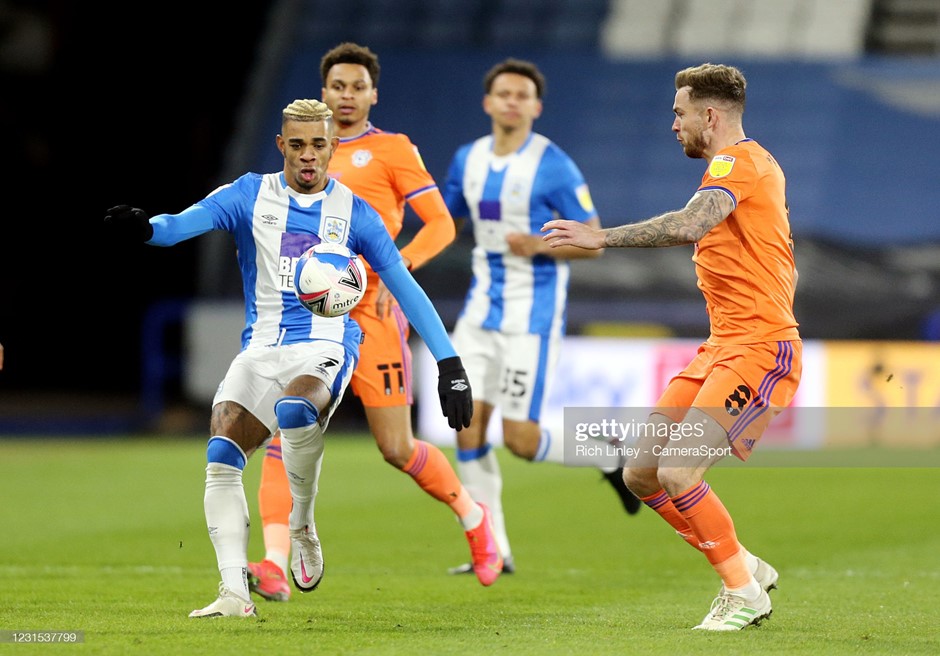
[399,190,456,270]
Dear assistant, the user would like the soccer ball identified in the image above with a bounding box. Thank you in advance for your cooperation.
[294,243,367,317]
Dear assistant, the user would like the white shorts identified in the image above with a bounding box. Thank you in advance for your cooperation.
[451,318,561,423]
[212,341,355,435]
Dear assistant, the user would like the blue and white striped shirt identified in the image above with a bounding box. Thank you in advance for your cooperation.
[443,133,597,336]
[148,172,456,360]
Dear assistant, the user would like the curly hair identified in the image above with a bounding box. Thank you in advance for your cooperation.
[320,42,380,87]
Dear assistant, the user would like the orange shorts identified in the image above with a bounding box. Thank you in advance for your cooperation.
[655,340,802,461]
[348,296,413,408]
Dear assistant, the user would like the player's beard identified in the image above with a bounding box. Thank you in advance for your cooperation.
[682,129,707,159]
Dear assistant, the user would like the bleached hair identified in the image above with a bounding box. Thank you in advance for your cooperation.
[282,98,333,122]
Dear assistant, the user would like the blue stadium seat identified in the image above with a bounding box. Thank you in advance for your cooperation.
[552,0,609,16]
[487,18,545,48]
[486,0,547,48]
[416,0,481,47]
[419,0,480,19]
[545,17,602,48]
[347,0,420,49]
[353,19,416,49]
[419,21,478,48]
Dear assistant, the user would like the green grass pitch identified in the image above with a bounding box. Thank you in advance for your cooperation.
[1,435,937,655]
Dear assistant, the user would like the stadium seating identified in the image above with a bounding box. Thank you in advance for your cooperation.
[416,0,480,48]
[601,0,875,58]
[601,0,673,55]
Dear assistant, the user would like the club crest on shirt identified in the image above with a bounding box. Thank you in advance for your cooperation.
[709,155,736,178]
[323,216,349,243]
[351,149,372,168]
[576,184,595,213]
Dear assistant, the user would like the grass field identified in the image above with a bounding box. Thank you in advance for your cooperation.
[1,435,938,655]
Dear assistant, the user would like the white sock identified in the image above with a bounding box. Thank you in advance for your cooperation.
[727,577,762,600]
[204,462,251,600]
[458,503,485,531]
[457,446,511,559]
[536,426,622,470]
[220,567,250,600]
[279,422,324,530]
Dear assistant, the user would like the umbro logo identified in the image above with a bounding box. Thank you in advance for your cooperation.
[451,382,469,392]
[698,540,720,549]
[261,214,279,225]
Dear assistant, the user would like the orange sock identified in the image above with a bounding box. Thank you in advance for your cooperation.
[671,481,750,589]
[403,440,475,518]
[259,434,292,528]
[640,489,700,550]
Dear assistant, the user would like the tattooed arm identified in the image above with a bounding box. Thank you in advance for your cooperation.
[541,190,733,250]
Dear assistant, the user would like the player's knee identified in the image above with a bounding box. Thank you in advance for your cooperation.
[274,396,320,429]
[657,468,697,497]
[375,435,411,469]
[624,467,658,497]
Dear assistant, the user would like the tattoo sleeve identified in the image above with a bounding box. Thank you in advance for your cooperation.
[603,190,733,248]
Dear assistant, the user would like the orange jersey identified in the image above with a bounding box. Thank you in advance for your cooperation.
[693,139,799,344]
[328,123,455,301]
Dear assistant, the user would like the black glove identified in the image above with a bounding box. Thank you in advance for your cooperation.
[437,356,473,430]
[104,205,154,242]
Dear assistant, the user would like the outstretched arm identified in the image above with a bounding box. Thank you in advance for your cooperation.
[542,190,733,249]
[507,217,604,259]
[104,204,215,247]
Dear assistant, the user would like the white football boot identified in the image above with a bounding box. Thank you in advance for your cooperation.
[692,588,772,631]
[753,556,779,593]
[289,525,324,592]
[189,583,257,618]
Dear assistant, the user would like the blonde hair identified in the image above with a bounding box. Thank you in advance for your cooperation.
[282,98,333,122]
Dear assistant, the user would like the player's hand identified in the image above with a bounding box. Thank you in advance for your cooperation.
[437,356,473,430]
[104,205,154,242]
[541,219,605,250]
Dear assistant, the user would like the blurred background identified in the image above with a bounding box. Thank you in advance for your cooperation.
[2,0,939,435]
